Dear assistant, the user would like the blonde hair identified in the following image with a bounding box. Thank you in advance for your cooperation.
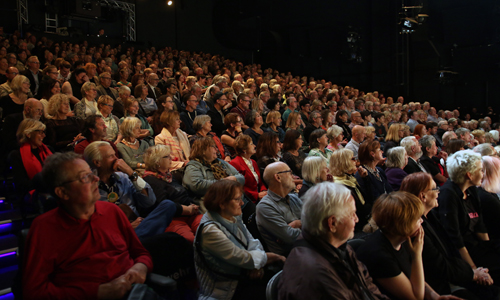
[330,148,355,176]
[47,93,70,116]
[144,145,172,172]
[119,117,142,139]
[266,111,281,124]
[16,118,46,144]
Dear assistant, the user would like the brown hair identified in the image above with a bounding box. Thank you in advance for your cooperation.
[399,172,433,198]
[414,124,426,137]
[256,131,279,159]
[160,110,180,128]
[224,112,241,128]
[358,139,380,165]
[234,134,253,156]
[190,136,215,160]
[204,180,244,213]
[372,191,424,237]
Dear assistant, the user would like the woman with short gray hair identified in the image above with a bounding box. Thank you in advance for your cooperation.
[74,81,98,119]
[419,134,448,186]
[438,149,500,285]
[326,125,344,151]
[384,146,408,191]
[188,115,231,161]
[299,156,329,197]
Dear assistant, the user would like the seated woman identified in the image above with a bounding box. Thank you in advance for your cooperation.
[264,111,285,143]
[151,95,175,135]
[279,182,389,300]
[221,112,243,159]
[308,129,333,163]
[356,192,453,300]
[447,139,466,156]
[401,173,497,300]
[413,124,427,140]
[188,115,231,162]
[11,119,52,198]
[356,138,393,205]
[121,97,154,145]
[330,149,370,232]
[439,150,500,286]
[195,180,285,300]
[243,110,264,146]
[479,155,500,241]
[382,124,402,156]
[255,131,281,176]
[320,109,334,130]
[155,110,190,171]
[0,75,30,121]
[116,117,150,171]
[134,83,158,117]
[45,94,83,152]
[281,129,307,178]
[419,135,448,186]
[384,146,408,191]
[326,124,345,151]
[183,137,245,207]
[230,134,267,204]
[97,95,120,142]
[335,110,352,141]
[74,82,99,119]
[142,145,201,243]
[39,76,61,118]
[299,156,329,198]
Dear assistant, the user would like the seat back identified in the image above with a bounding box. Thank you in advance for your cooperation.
[265,270,283,300]
[246,212,269,252]
[347,238,365,251]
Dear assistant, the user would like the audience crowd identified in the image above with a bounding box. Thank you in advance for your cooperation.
[4,28,500,299]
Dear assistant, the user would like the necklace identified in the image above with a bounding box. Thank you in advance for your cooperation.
[122,138,138,146]
[363,164,382,182]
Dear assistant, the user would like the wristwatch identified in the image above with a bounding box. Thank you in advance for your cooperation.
[129,172,139,181]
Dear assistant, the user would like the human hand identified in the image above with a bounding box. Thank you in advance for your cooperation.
[113,159,134,176]
[66,111,75,117]
[340,139,348,146]
[258,191,268,199]
[225,156,231,162]
[223,176,238,182]
[248,268,264,280]
[146,116,153,123]
[130,217,143,229]
[73,133,83,142]
[473,267,494,285]
[124,263,148,285]
[406,226,424,257]
[266,252,286,265]
[288,219,302,229]
[357,166,368,178]
[471,139,479,147]
[182,204,199,215]
[437,151,448,161]
[97,275,132,299]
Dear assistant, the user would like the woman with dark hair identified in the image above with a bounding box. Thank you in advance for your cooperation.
[134,83,157,117]
[307,129,333,163]
[447,139,466,155]
[335,110,352,141]
[243,110,264,146]
[266,98,280,113]
[281,129,307,177]
[255,131,281,175]
[401,172,497,299]
[151,95,175,135]
[320,109,334,130]
[230,134,267,203]
[419,135,448,186]
[194,180,285,300]
[355,139,393,206]
[221,113,243,158]
[189,115,231,162]
[130,73,144,91]
[39,76,61,118]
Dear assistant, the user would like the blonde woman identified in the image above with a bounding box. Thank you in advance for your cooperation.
[117,117,150,171]
[264,110,285,142]
[74,81,98,119]
[0,75,30,119]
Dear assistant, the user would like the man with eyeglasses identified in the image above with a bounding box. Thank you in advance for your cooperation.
[180,93,204,135]
[282,96,298,123]
[96,72,118,101]
[22,152,153,299]
[146,73,162,102]
[303,111,323,144]
[207,91,228,136]
[256,162,303,256]
[22,56,41,97]
[230,93,252,130]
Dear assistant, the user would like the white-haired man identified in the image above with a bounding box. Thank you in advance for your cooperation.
[401,136,427,174]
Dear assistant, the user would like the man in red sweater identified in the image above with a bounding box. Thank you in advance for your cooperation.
[22,152,153,299]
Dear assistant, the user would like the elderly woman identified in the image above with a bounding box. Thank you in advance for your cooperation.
[121,98,154,143]
[11,119,52,198]
[142,145,201,243]
[438,150,500,286]
[116,117,150,171]
[298,156,329,198]
[279,182,389,300]
[308,129,333,162]
[472,130,486,145]
[195,180,285,300]
[419,135,448,186]
[230,134,267,203]
[401,173,496,299]
[384,146,408,191]
[0,74,30,120]
[281,129,307,178]
[326,125,344,151]
[243,110,264,146]
[45,94,83,152]
[221,113,243,158]
[356,192,453,300]
[330,149,370,232]
[478,156,500,240]
[355,139,393,208]
[134,83,157,117]
[97,95,120,142]
[74,82,98,119]
[264,111,285,143]
[155,110,190,170]
[189,115,231,162]
[116,68,132,88]
[255,131,281,176]
[113,86,131,118]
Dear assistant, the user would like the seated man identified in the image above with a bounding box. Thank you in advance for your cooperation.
[256,162,303,256]
[84,141,183,239]
[22,152,153,299]
[74,115,120,156]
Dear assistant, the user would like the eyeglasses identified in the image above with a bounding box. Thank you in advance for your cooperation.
[162,155,171,159]
[102,77,112,80]
[351,157,357,161]
[33,129,46,134]
[232,196,244,203]
[428,186,440,192]
[276,169,293,175]
[60,169,99,186]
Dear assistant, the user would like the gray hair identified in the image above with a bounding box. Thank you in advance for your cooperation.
[47,93,70,116]
[301,182,353,237]
[10,75,30,93]
[83,141,110,168]
[419,135,436,156]
[302,156,326,184]
[118,85,131,96]
[143,144,171,172]
[42,152,82,196]
[455,128,470,138]
[193,115,211,132]
[81,81,96,97]
[119,117,142,139]
[16,118,46,144]
[489,130,499,142]
[401,136,419,156]
[326,125,343,140]
[447,150,482,185]
[386,146,407,169]
[473,143,495,157]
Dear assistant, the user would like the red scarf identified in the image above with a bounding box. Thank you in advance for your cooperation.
[209,132,226,159]
[20,142,52,179]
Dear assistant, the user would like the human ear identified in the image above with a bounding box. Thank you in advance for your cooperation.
[55,186,70,201]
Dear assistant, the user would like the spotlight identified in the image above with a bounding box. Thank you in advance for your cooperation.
[167,0,173,5]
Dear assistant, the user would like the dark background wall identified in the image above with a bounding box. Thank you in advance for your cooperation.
[2,0,500,113]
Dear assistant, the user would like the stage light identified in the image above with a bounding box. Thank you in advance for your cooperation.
[167,0,173,5]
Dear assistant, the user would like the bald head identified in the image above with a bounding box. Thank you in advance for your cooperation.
[148,73,159,87]
[352,125,366,143]
[24,98,43,120]
[263,162,288,186]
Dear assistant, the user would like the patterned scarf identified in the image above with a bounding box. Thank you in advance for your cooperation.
[333,174,365,205]
[143,170,172,183]
[195,158,229,180]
